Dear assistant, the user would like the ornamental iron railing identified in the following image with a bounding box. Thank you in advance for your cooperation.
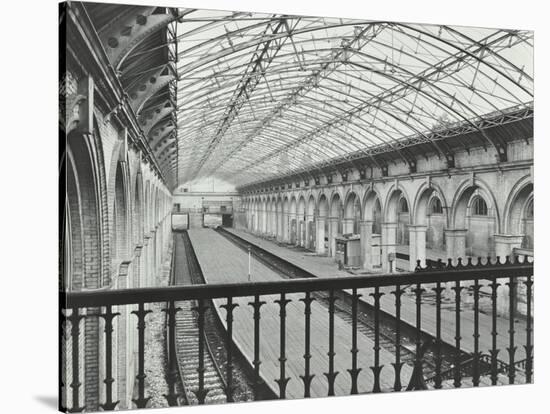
[60,256,533,411]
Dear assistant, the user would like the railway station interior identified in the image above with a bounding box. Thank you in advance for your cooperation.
[61,2,534,411]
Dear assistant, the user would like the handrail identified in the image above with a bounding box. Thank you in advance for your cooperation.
[61,262,533,308]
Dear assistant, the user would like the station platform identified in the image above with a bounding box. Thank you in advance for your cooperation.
[187,228,414,397]
[225,228,529,362]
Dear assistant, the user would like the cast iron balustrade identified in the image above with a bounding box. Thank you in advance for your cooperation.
[60,256,533,411]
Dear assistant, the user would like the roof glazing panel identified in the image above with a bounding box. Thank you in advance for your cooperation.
[175,9,533,186]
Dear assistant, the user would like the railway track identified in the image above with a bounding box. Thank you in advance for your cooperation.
[215,227,467,382]
[170,232,228,405]
[167,231,262,405]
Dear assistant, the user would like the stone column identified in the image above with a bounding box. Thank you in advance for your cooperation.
[277,213,283,242]
[328,217,339,257]
[408,225,427,271]
[316,218,326,255]
[360,220,373,270]
[283,213,290,243]
[297,220,304,246]
[371,234,382,268]
[342,218,355,235]
[305,216,312,249]
[381,222,398,273]
[494,234,525,315]
[444,229,468,264]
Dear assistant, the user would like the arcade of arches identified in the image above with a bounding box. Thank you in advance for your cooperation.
[241,160,534,272]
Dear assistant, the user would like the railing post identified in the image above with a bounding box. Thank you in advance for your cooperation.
[274,293,291,399]
[299,291,315,397]
[324,289,339,396]
[248,294,266,399]
[221,297,239,402]
[370,286,384,393]
[506,276,517,384]
[452,279,464,388]
[347,288,362,394]
[162,301,181,406]
[407,283,426,390]
[192,299,209,404]
[432,282,444,389]
[68,307,86,413]
[391,284,404,391]
[131,303,152,409]
[472,279,482,386]
[99,306,120,411]
[489,277,500,385]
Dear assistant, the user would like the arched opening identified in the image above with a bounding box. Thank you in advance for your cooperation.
[360,191,383,270]
[297,196,306,246]
[386,189,410,248]
[306,195,316,250]
[414,187,447,256]
[317,194,329,254]
[64,130,105,409]
[344,192,361,235]
[282,197,289,242]
[453,185,498,258]
[505,181,533,251]
[289,196,297,244]
[522,197,534,249]
[397,195,410,245]
[329,193,343,257]
[112,162,128,273]
[383,188,411,271]
[270,198,277,236]
[276,198,283,241]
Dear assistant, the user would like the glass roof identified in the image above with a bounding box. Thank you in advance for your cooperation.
[175,8,533,187]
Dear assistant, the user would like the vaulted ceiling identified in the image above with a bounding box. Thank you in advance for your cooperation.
[83,3,534,191]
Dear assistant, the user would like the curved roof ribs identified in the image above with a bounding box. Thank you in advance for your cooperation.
[169,11,532,187]
[225,26,531,183]
[187,16,298,181]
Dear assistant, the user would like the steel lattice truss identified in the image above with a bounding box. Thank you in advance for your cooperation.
[175,9,533,187]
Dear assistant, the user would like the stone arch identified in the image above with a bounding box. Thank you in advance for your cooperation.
[267,196,275,235]
[503,175,533,250]
[64,127,108,409]
[297,195,306,219]
[343,190,362,234]
[317,192,329,218]
[305,194,316,250]
[384,185,412,222]
[329,191,343,217]
[412,182,449,252]
[328,192,344,256]
[362,188,382,234]
[276,196,283,240]
[384,185,412,246]
[297,195,307,246]
[289,195,298,244]
[111,161,131,271]
[307,194,316,217]
[451,178,500,257]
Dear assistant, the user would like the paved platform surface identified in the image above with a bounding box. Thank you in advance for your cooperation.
[187,229,414,398]
[226,228,530,363]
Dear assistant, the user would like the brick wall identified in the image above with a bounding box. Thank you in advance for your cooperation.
[62,62,174,410]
